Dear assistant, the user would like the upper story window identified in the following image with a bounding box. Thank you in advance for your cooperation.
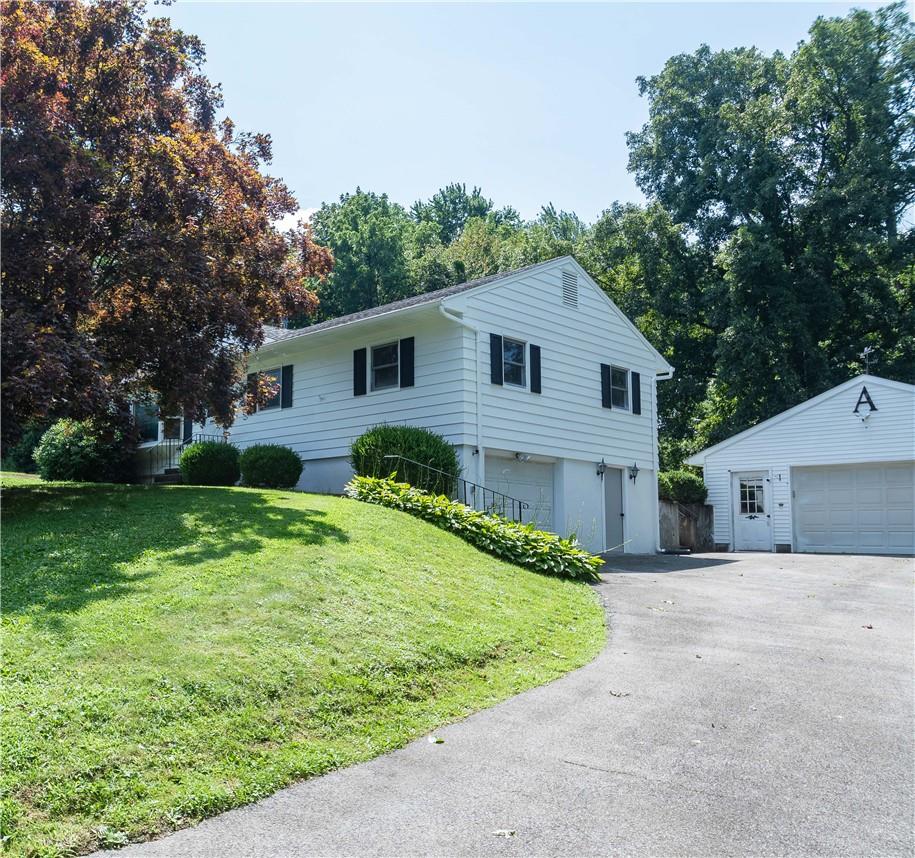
[371,343,399,391]
[610,366,629,410]
[502,337,527,388]
[259,368,282,411]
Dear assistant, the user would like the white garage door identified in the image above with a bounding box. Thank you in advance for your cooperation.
[793,462,915,555]
[485,455,553,530]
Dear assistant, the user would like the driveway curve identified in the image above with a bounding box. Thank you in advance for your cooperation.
[108,553,914,857]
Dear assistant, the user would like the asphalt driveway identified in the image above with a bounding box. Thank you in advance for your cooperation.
[108,553,914,857]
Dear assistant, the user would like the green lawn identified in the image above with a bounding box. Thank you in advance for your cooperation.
[1,474,604,857]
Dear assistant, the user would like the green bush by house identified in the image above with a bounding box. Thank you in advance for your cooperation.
[32,419,135,483]
[179,441,240,486]
[658,469,708,504]
[239,444,303,488]
[350,425,459,495]
[1,422,48,473]
[346,476,602,581]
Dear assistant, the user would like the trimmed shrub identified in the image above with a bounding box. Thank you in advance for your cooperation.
[345,476,602,581]
[239,444,303,488]
[350,425,459,495]
[2,422,48,473]
[658,469,708,505]
[33,419,135,483]
[179,441,240,486]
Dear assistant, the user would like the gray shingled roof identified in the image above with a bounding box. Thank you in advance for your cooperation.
[263,257,566,344]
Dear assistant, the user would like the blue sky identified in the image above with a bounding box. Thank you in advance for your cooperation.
[159,1,876,223]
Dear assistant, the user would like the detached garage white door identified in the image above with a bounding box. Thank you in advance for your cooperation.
[485,455,553,530]
[793,462,915,555]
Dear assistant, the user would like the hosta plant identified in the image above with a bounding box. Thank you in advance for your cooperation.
[345,476,602,581]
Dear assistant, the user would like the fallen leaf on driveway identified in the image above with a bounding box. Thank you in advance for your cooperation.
[608,690,630,698]
[862,624,873,629]
[428,736,444,744]
[492,830,516,838]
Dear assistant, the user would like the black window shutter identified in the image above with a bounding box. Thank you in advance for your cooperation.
[530,344,541,394]
[631,371,641,415]
[490,333,503,385]
[399,337,414,388]
[600,364,612,409]
[182,417,193,443]
[281,364,294,408]
[353,348,367,396]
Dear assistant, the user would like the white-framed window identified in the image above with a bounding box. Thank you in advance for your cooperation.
[371,342,399,391]
[133,402,159,443]
[502,337,526,388]
[739,478,765,515]
[259,367,281,411]
[610,366,629,410]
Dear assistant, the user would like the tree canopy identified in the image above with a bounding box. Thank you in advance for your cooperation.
[1,0,331,442]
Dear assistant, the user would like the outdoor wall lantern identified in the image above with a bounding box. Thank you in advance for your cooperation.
[628,462,640,483]
[596,458,607,479]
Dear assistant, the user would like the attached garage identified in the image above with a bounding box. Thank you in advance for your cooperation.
[687,375,915,556]
[485,453,554,529]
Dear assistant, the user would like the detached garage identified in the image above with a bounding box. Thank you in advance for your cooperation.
[687,375,915,556]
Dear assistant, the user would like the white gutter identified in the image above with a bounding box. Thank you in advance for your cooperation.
[653,367,674,551]
[439,303,485,487]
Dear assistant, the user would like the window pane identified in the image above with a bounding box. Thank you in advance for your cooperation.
[261,369,281,409]
[372,343,398,367]
[504,362,525,386]
[611,387,628,409]
[611,367,628,389]
[134,403,159,442]
[373,364,399,390]
[502,339,525,365]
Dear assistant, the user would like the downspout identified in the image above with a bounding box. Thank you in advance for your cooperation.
[653,367,675,552]
[439,304,485,488]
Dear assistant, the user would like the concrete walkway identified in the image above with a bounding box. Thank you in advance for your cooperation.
[109,553,914,857]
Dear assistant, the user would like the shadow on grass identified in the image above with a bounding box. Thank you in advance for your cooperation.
[2,483,348,626]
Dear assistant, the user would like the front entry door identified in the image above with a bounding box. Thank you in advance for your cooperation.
[604,467,624,552]
[733,472,771,551]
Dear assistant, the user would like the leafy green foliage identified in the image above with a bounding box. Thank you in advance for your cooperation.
[657,470,708,505]
[33,419,135,483]
[345,476,603,581]
[1,421,48,472]
[179,441,240,486]
[239,444,303,488]
[1,477,603,855]
[350,425,460,495]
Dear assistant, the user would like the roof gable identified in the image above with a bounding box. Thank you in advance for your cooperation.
[686,374,915,464]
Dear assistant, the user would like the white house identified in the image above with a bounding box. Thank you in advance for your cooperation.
[191,256,673,554]
[686,375,915,555]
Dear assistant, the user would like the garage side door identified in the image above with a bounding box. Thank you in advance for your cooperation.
[793,462,915,555]
[484,455,553,530]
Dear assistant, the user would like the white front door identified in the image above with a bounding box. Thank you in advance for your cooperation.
[733,472,771,551]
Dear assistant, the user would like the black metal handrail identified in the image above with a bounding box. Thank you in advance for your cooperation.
[137,433,227,480]
[382,454,529,523]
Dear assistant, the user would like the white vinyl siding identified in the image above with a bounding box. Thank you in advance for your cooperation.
[693,378,915,551]
[448,264,660,466]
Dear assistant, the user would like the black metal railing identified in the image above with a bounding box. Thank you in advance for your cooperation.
[382,454,529,523]
[136,433,227,480]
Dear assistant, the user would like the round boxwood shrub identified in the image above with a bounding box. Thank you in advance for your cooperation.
[179,441,240,486]
[33,419,135,483]
[239,444,303,488]
[351,424,459,495]
[658,469,708,505]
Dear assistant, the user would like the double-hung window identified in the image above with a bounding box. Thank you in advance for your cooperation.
[502,338,526,388]
[260,368,281,411]
[371,343,399,391]
[610,366,629,410]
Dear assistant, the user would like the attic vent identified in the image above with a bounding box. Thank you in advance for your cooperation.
[561,271,579,308]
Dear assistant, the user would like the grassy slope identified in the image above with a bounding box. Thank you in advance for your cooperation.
[1,475,604,857]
